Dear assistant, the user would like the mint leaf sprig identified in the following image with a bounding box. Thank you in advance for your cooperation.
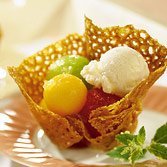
[107,123,167,166]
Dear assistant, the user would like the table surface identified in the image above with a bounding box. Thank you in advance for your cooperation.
[0,0,167,166]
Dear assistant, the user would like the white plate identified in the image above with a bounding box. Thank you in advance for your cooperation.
[0,93,167,167]
[34,109,167,165]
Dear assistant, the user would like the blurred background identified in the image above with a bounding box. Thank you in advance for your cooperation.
[0,0,167,166]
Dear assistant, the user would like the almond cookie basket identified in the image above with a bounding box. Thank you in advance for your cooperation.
[8,17,167,150]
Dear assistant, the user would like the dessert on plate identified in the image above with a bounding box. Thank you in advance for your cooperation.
[8,17,167,150]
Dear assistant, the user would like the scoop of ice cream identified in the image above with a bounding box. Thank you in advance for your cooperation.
[81,46,149,97]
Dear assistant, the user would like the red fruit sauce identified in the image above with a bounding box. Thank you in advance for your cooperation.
[80,88,121,138]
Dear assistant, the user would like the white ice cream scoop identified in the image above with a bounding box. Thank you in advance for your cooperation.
[81,46,149,97]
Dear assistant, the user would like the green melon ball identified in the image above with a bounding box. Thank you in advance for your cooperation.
[46,55,91,87]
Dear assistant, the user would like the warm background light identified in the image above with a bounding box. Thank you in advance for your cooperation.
[0,0,166,166]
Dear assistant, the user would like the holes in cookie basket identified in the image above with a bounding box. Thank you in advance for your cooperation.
[35,56,43,64]
[97,49,101,53]
[140,31,149,39]
[51,54,56,60]
[140,45,148,53]
[58,54,62,59]
[67,50,72,55]
[110,39,117,45]
[35,65,41,72]
[132,40,139,47]
[64,39,69,44]
[97,31,102,35]
[94,52,99,58]
[106,39,110,44]
[149,46,154,54]
[102,46,107,52]
[57,46,63,52]
[93,35,97,39]
[98,38,103,43]
[118,43,122,47]
[151,65,156,70]
[72,43,78,48]
[24,65,31,71]
[78,47,83,54]
[45,55,50,60]
[44,60,50,65]
[154,55,159,60]
[139,38,145,44]
[48,47,54,54]
[92,43,98,49]
[145,56,150,61]
[111,31,116,36]
[72,50,77,55]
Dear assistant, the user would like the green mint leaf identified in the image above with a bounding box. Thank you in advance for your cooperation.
[122,139,146,164]
[152,123,167,144]
[148,142,167,160]
[136,126,146,145]
[107,146,129,161]
[116,132,136,145]
[107,124,167,166]
[129,147,146,164]
[108,127,147,165]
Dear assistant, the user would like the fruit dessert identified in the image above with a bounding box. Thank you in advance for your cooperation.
[8,17,166,150]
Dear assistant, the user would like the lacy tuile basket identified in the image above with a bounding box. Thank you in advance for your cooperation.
[8,17,167,150]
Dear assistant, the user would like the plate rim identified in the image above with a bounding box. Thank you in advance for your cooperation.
[0,86,167,167]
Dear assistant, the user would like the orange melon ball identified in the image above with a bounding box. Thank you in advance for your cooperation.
[43,74,87,116]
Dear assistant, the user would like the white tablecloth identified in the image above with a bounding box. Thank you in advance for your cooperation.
[0,0,166,166]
